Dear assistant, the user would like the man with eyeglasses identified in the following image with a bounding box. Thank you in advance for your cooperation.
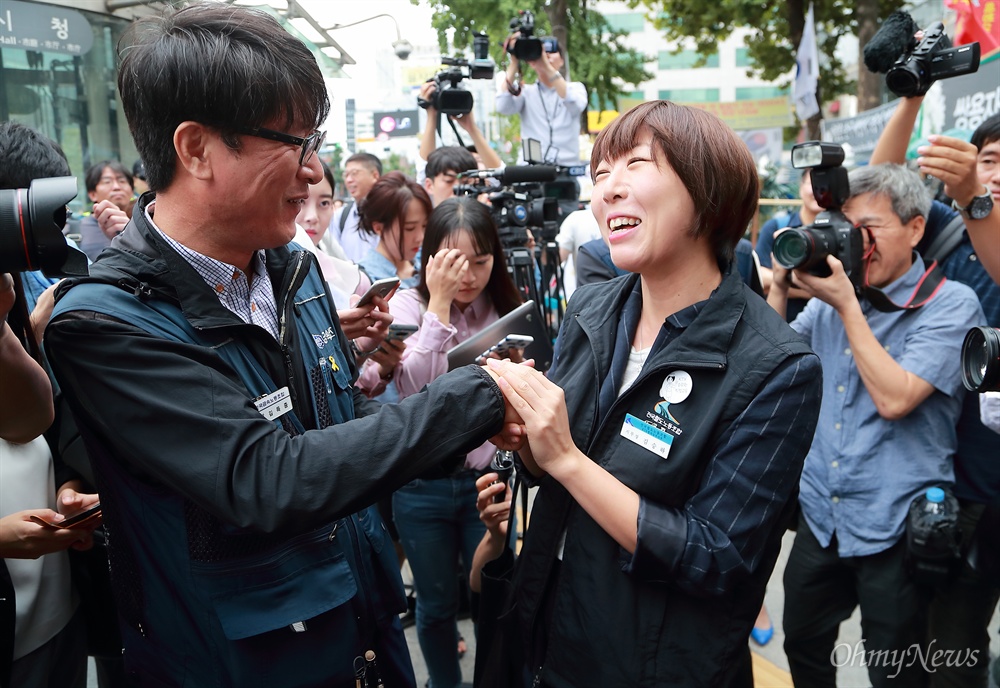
[42,5,521,686]
[77,160,134,261]
[768,164,984,688]
[327,152,382,263]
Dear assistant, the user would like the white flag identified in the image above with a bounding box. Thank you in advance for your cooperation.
[793,3,821,121]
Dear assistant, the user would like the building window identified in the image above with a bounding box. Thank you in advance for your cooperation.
[657,50,719,70]
[736,48,754,67]
[589,90,645,110]
[1,6,137,212]
[735,86,789,100]
[603,12,645,33]
[658,88,720,103]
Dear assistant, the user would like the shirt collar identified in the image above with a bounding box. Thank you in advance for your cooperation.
[145,201,268,293]
[455,291,491,321]
[866,251,925,304]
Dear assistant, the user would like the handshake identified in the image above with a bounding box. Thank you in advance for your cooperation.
[484,357,576,481]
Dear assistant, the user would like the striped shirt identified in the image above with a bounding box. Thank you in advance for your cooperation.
[145,202,280,340]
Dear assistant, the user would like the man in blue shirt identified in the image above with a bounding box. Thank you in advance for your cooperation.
[872,101,1000,688]
[768,163,984,688]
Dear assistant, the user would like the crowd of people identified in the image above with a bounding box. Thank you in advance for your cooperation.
[1,3,998,688]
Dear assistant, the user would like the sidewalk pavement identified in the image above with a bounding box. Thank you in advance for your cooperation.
[87,530,999,687]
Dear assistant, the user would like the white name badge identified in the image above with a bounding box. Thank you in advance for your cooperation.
[621,413,674,459]
[254,387,293,421]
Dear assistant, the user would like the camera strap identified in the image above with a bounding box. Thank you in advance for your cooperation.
[863,252,947,313]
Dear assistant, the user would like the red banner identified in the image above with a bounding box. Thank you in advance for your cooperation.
[946,0,1000,52]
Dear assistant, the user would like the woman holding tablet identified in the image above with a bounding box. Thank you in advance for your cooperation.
[373,196,521,688]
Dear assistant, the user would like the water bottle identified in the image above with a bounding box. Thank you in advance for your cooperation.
[906,486,961,587]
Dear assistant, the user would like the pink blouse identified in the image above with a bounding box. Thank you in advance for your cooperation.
[359,288,501,470]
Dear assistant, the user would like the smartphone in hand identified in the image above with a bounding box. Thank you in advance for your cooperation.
[477,334,534,363]
[30,503,102,530]
[386,323,418,342]
[356,277,400,308]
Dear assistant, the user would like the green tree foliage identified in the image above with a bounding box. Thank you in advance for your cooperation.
[382,152,417,178]
[415,0,652,111]
[630,0,903,120]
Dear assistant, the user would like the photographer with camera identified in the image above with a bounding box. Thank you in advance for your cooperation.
[76,161,134,263]
[870,100,1000,688]
[769,160,984,687]
[497,17,587,169]
[418,80,502,204]
[0,122,105,688]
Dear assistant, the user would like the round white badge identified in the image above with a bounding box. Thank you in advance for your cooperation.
[660,370,693,404]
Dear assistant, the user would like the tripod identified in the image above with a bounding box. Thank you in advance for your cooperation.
[534,237,566,339]
[503,237,565,345]
[504,245,540,313]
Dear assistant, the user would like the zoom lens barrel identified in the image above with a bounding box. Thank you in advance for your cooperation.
[961,326,1000,393]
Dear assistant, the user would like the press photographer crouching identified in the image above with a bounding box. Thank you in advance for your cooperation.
[769,147,985,687]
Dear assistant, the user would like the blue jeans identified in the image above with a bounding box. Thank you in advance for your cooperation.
[393,473,486,688]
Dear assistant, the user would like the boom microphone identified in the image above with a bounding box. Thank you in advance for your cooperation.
[864,10,919,74]
[461,165,558,184]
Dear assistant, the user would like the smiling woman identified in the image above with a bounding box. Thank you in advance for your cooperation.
[479,100,824,687]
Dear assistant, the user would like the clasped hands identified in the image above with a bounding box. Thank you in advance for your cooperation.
[484,358,583,480]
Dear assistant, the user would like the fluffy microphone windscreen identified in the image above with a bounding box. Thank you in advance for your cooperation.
[864,10,920,74]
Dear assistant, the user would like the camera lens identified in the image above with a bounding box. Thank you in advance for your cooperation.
[961,326,1000,393]
[772,228,812,269]
[885,64,922,98]
[0,177,86,276]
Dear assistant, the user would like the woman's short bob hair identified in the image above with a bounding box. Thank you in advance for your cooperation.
[590,100,759,263]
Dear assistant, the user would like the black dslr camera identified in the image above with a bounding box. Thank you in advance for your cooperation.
[772,142,864,288]
[506,10,542,62]
[419,33,494,117]
[885,22,980,98]
[0,177,88,277]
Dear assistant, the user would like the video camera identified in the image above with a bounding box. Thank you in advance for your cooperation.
[0,176,88,277]
[456,165,559,248]
[772,142,864,288]
[506,10,542,62]
[886,22,980,98]
[418,33,494,117]
[864,12,980,98]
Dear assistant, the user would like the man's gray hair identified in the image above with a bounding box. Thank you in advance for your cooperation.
[848,163,932,223]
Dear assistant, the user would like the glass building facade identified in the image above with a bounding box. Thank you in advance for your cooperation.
[2,1,137,211]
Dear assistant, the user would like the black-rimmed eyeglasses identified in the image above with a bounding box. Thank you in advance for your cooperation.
[235,126,326,166]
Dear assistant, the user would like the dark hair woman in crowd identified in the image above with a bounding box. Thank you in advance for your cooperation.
[370,196,520,688]
[358,170,432,290]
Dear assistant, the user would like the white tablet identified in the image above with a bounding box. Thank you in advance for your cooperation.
[446,301,554,372]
